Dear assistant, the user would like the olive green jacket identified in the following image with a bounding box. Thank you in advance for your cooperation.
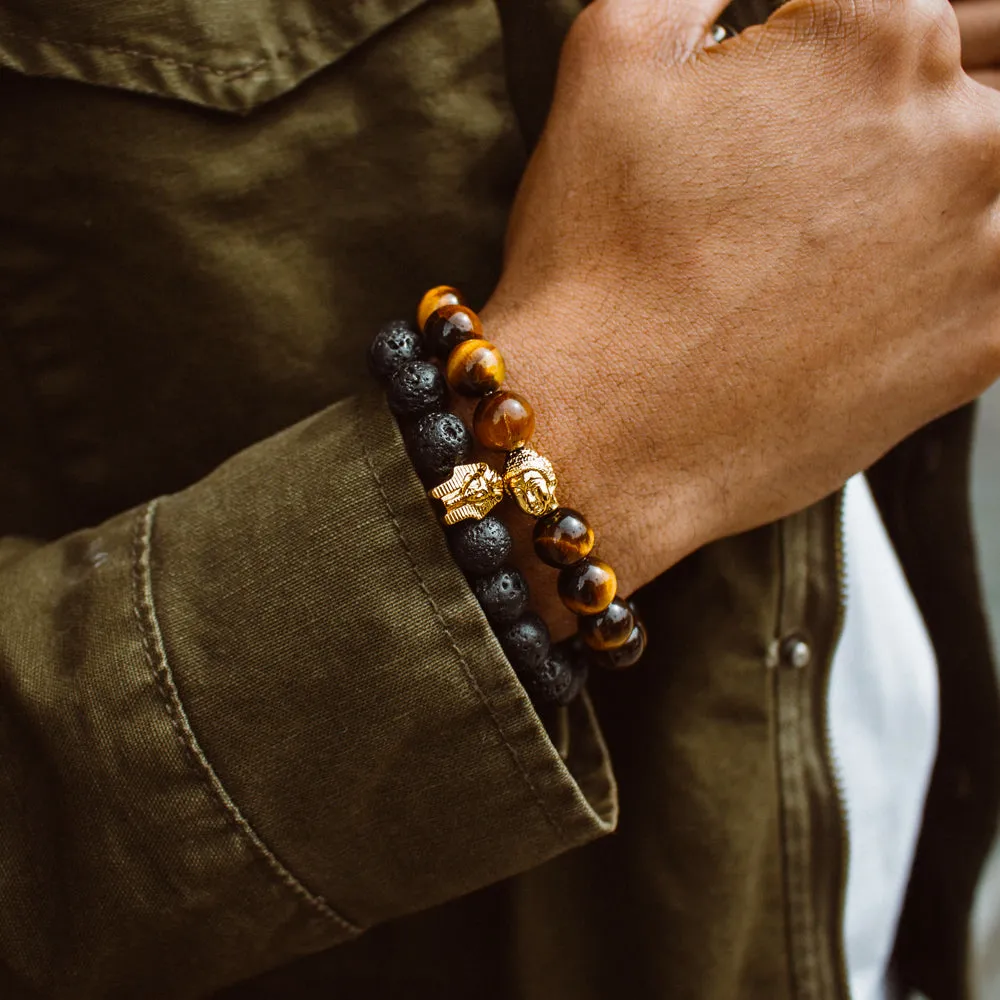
[0,1,996,998]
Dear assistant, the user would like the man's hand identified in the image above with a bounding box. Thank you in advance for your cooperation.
[481,0,1000,607]
[955,0,1000,88]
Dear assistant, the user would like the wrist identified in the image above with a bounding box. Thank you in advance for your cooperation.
[478,290,714,598]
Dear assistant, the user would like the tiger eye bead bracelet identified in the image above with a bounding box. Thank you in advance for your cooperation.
[418,286,647,671]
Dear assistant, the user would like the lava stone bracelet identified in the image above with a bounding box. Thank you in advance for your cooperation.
[368,312,589,706]
[416,285,647,671]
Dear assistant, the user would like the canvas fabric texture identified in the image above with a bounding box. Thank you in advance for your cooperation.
[0,1,996,998]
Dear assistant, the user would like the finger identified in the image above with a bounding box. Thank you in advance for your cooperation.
[600,0,739,58]
[953,0,1000,67]
[971,66,1000,87]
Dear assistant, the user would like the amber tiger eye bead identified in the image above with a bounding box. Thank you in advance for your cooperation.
[474,391,535,451]
[599,620,647,670]
[446,339,506,396]
[533,508,594,568]
[417,285,465,332]
[558,557,617,616]
[579,597,635,651]
[425,304,484,358]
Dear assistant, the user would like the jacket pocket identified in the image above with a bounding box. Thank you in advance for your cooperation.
[0,0,431,114]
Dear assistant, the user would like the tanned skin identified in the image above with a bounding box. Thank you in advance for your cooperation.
[465,0,1000,636]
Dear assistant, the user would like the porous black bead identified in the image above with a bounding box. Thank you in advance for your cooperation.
[520,642,577,705]
[473,567,529,626]
[408,411,472,483]
[367,319,423,381]
[447,515,512,576]
[499,612,551,675]
[552,640,590,706]
[386,360,447,420]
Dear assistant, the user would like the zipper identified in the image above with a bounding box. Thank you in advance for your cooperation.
[822,486,851,1000]
[772,489,851,1000]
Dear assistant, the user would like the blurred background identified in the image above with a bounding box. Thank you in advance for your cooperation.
[971,385,1000,996]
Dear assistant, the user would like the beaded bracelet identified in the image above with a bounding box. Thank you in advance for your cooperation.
[368,285,646,704]
[416,285,647,671]
[368,313,589,707]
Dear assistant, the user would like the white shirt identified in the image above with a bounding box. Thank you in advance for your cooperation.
[829,474,940,1000]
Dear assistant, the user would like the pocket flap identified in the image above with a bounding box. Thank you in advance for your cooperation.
[0,0,430,114]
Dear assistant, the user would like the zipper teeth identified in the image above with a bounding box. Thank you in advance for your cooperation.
[823,487,852,1000]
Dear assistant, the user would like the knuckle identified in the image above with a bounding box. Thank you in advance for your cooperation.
[900,0,963,79]
[852,0,959,68]
[560,5,609,79]
[777,0,961,74]
[562,2,634,74]
[562,4,600,59]
[568,1,642,55]
[768,0,880,46]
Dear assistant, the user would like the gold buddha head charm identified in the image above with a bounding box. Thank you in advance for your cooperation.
[503,447,559,517]
[429,462,505,525]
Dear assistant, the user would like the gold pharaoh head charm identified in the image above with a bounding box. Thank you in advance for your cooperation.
[503,447,559,518]
[429,462,505,525]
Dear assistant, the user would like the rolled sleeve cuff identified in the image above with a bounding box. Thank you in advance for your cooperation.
[145,388,617,950]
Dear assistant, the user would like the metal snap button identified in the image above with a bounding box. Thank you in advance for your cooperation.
[780,635,812,669]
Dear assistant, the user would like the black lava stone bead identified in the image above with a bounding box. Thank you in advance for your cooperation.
[556,660,589,706]
[447,515,512,576]
[552,641,590,706]
[408,411,472,483]
[473,567,529,626]
[386,360,447,420]
[520,642,577,705]
[499,612,551,675]
[367,319,423,381]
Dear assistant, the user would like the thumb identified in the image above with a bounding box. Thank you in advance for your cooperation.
[598,0,737,59]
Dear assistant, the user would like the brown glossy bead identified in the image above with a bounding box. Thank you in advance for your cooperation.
[446,339,506,396]
[474,391,535,451]
[579,597,635,651]
[600,620,647,670]
[417,285,464,332]
[533,508,594,568]
[558,557,617,616]
[424,304,483,358]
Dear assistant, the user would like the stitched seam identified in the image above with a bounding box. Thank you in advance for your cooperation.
[0,17,413,81]
[1,28,285,79]
[130,499,359,935]
[355,399,567,843]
